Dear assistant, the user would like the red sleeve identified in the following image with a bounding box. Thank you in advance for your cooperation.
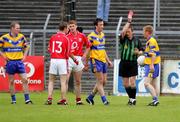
[65,36,71,59]
[48,35,54,53]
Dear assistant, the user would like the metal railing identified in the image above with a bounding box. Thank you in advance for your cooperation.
[115,17,123,59]
[65,0,76,21]
[153,0,161,35]
[157,0,160,27]
[43,14,51,57]
[42,13,51,86]
[29,32,34,55]
[153,0,157,35]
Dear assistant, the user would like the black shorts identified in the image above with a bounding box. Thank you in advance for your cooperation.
[119,60,138,77]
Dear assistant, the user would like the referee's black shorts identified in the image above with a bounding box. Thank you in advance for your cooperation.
[119,60,138,77]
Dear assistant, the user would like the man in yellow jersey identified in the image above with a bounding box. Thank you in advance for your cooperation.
[0,21,32,104]
[86,18,113,105]
[143,25,161,106]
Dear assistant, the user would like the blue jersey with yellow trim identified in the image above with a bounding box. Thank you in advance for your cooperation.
[144,37,161,64]
[0,33,29,60]
[88,30,106,63]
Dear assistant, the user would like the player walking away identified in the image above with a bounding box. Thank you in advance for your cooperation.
[45,22,78,105]
[86,18,113,105]
[0,21,32,104]
[66,20,90,105]
[143,25,161,106]
[119,10,143,106]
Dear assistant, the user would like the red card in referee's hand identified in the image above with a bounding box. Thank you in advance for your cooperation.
[128,10,134,19]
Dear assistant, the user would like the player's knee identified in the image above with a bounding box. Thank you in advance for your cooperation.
[21,78,28,84]
[103,81,106,86]
[144,82,149,87]
[98,80,104,86]
[131,82,136,87]
[123,82,129,87]
[9,80,14,85]
[9,78,14,83]
[75,81,81,86]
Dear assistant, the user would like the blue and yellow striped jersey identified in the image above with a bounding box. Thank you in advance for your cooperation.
[144,37,161,64]
[88,30,106,63]
[0,33,29,60]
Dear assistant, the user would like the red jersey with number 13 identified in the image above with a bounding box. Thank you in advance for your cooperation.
[48,32,70,59]
[66,32,90,56]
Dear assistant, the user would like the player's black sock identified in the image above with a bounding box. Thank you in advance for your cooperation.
[131,87,136,99]
[125,87,131,98]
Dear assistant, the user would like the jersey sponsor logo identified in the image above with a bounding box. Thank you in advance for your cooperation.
[71,41,78,49]
[124,44,128,49]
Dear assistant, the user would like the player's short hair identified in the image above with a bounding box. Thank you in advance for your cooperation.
[59,21,68,31]
[94,18,103,26]
[143,25,153,34]
[10,21,19,29]
[68,20,77,25]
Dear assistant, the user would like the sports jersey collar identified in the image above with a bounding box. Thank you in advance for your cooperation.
[147,36,152,42]
[9,32,18,37]
[125,35,135,41]
[57,31,65,35]
[94,30,101,35]
[69,31,79,36]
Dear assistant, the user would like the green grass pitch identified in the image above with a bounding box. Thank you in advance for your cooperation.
[0,91,180,122]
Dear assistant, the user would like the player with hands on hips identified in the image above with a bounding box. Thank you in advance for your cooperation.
[66,20,91,105]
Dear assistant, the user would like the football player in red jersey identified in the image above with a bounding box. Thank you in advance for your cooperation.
[45,21,78,105]
[66,20,91,105]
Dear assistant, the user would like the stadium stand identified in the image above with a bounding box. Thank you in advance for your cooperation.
[0,0,62,89]
[0,0,61,29]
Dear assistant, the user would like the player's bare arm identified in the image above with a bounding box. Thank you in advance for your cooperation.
[105,52,113,67]
[22,45,30,62]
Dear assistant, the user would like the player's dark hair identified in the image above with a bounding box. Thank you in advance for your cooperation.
[77,26,83,33]
[10,21,19,29]
[93,18,103,26]
[59,21,68,31]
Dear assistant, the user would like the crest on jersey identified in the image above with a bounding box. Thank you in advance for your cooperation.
[79,38,82,42]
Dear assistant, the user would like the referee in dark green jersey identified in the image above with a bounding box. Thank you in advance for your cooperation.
[119,10,143,106]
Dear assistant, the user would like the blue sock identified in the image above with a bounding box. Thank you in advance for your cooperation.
[153,96,158,101]
[88,93,94,100]
[24,94,30,101]
[11,95,16,102]
[101,96,107,103]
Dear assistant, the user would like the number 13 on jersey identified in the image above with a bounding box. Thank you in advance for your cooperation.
[52,41,62,53]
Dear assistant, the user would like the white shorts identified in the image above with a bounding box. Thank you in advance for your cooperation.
[68,56,84,72]
[49,59,68,75]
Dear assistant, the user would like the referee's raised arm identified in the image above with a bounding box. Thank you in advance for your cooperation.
[120,10,134,42]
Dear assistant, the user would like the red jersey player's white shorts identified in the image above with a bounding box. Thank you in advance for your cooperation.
[49,59,68,75]
[68,56,84,72]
